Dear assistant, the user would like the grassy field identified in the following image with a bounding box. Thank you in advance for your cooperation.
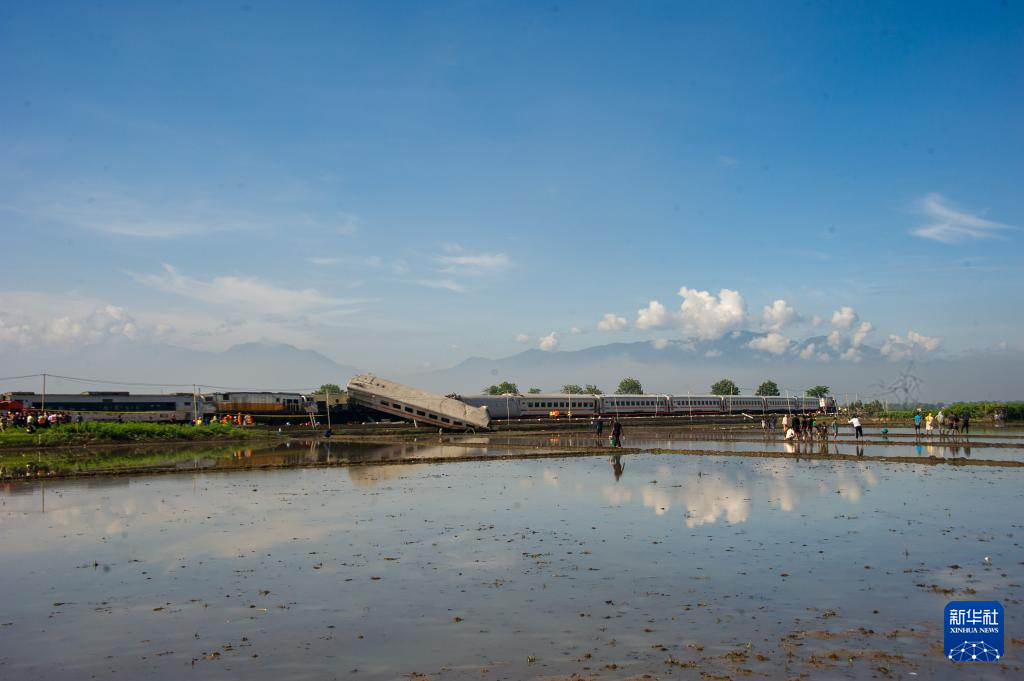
[0,422,265,449]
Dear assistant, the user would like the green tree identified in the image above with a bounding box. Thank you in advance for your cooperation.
[711,379,740,395]
[583,384,603,394]
[755,380,780,397]
[482,381,519,395]
[527,387,542,394]
[562,384,584,394]
[806,385,831,398]
[615,377,644,395]
[315,383,342,394]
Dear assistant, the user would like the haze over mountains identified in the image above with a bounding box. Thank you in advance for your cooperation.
[2,335,1019,403]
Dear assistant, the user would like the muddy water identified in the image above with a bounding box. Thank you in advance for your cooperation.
[472,433,1024,463]
[1,454,1020,680]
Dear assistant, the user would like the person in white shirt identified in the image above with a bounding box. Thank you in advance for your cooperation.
[849,415,863,440]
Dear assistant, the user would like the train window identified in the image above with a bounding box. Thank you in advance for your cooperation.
[454,421,463,426]
[405,407,413,413]
[393,402,401,408]
[380,399,388,405]
[441,417,450,423]
[416,410,425,416]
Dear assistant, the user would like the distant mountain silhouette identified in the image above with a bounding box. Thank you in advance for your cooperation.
[404,335,1021,403]
[0,341,361,394]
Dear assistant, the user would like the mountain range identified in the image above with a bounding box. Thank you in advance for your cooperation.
[2,335,1020,402]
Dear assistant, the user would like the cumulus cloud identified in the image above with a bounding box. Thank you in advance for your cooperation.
[704,348,722,358]
[912,193,1016,244]
[811,315,825,328]
[133,264,366,314]
[678,287,747,340]
[827,330,843,351]
[831,306,858,330]
[799,342,817,360]
[851,321,874,347]
[651,338,669,350]
[840,347,863,362]
[0,304,140,347]
[596,313,628,332]
[570,326,583,335]
[881,330,942,360]
[635,300,670,330]
[747,332,791,355]
[538,331,559,351]
[761,299,797,332]
[514,334,530,343]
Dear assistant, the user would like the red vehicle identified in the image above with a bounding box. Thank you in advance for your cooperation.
[0,399,25,415]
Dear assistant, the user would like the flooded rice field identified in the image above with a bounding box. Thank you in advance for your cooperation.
[1,448,1022,680]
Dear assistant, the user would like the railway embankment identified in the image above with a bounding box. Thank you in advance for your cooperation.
[0,422,267,450]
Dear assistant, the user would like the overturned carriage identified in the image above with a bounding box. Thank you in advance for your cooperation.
[346,374,491,431]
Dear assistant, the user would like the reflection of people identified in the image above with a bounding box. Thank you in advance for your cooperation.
[611,419,623,448]
[610,454,625,481]
[856,444,864,457]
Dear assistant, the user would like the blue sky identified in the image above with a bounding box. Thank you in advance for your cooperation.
[1,1,1021,372]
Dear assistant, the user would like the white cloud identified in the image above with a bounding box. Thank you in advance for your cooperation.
[414,278,467,293]
[635,300,669,330]
[651,338,669,350]
[570,326,583,335]
[596,313,628,332]
[747,332,791,355]
[514,334,530,343]
[678,287,747,340]
[881,330,942,360]
[704,348,722,358]
[811,315,825,328]
[817,352,831,362]
[907,330,941,352]
[435,252,510,276]
[538,331,559,351]
[912,193,1016,244]
[840,347,863,363]
[826,330,843,351]
[761,299,797,332]
[851,321,874,347]
[831,306,858,330]
[0,303,140,347]
[799,342,817,360]
[133,264,366,313]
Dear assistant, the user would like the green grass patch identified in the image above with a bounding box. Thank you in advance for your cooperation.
[0,422,264,449]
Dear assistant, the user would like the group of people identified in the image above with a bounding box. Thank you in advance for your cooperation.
[0,410,79,433]
[593,416,624,447]
[912,409,970,438]
[770,412,842,442]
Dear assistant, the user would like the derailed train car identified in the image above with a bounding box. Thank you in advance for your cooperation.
[347,374,491,431]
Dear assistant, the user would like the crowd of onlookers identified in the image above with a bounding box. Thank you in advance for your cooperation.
[0,410,79,433]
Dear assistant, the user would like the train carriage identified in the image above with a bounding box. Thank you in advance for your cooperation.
[518,394,600,418]
[598,395,671,417]
[1,391,211,423]
[669,395,724,415]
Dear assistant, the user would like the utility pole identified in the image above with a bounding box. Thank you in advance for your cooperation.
[192,384,198,424]
[41,373,46,413]
[325,386,332,430]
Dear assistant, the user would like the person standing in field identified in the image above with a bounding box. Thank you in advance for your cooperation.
[913,411,922,437]
[850,415,863,440]
[611,419,623,448]
[925,412,934,437]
